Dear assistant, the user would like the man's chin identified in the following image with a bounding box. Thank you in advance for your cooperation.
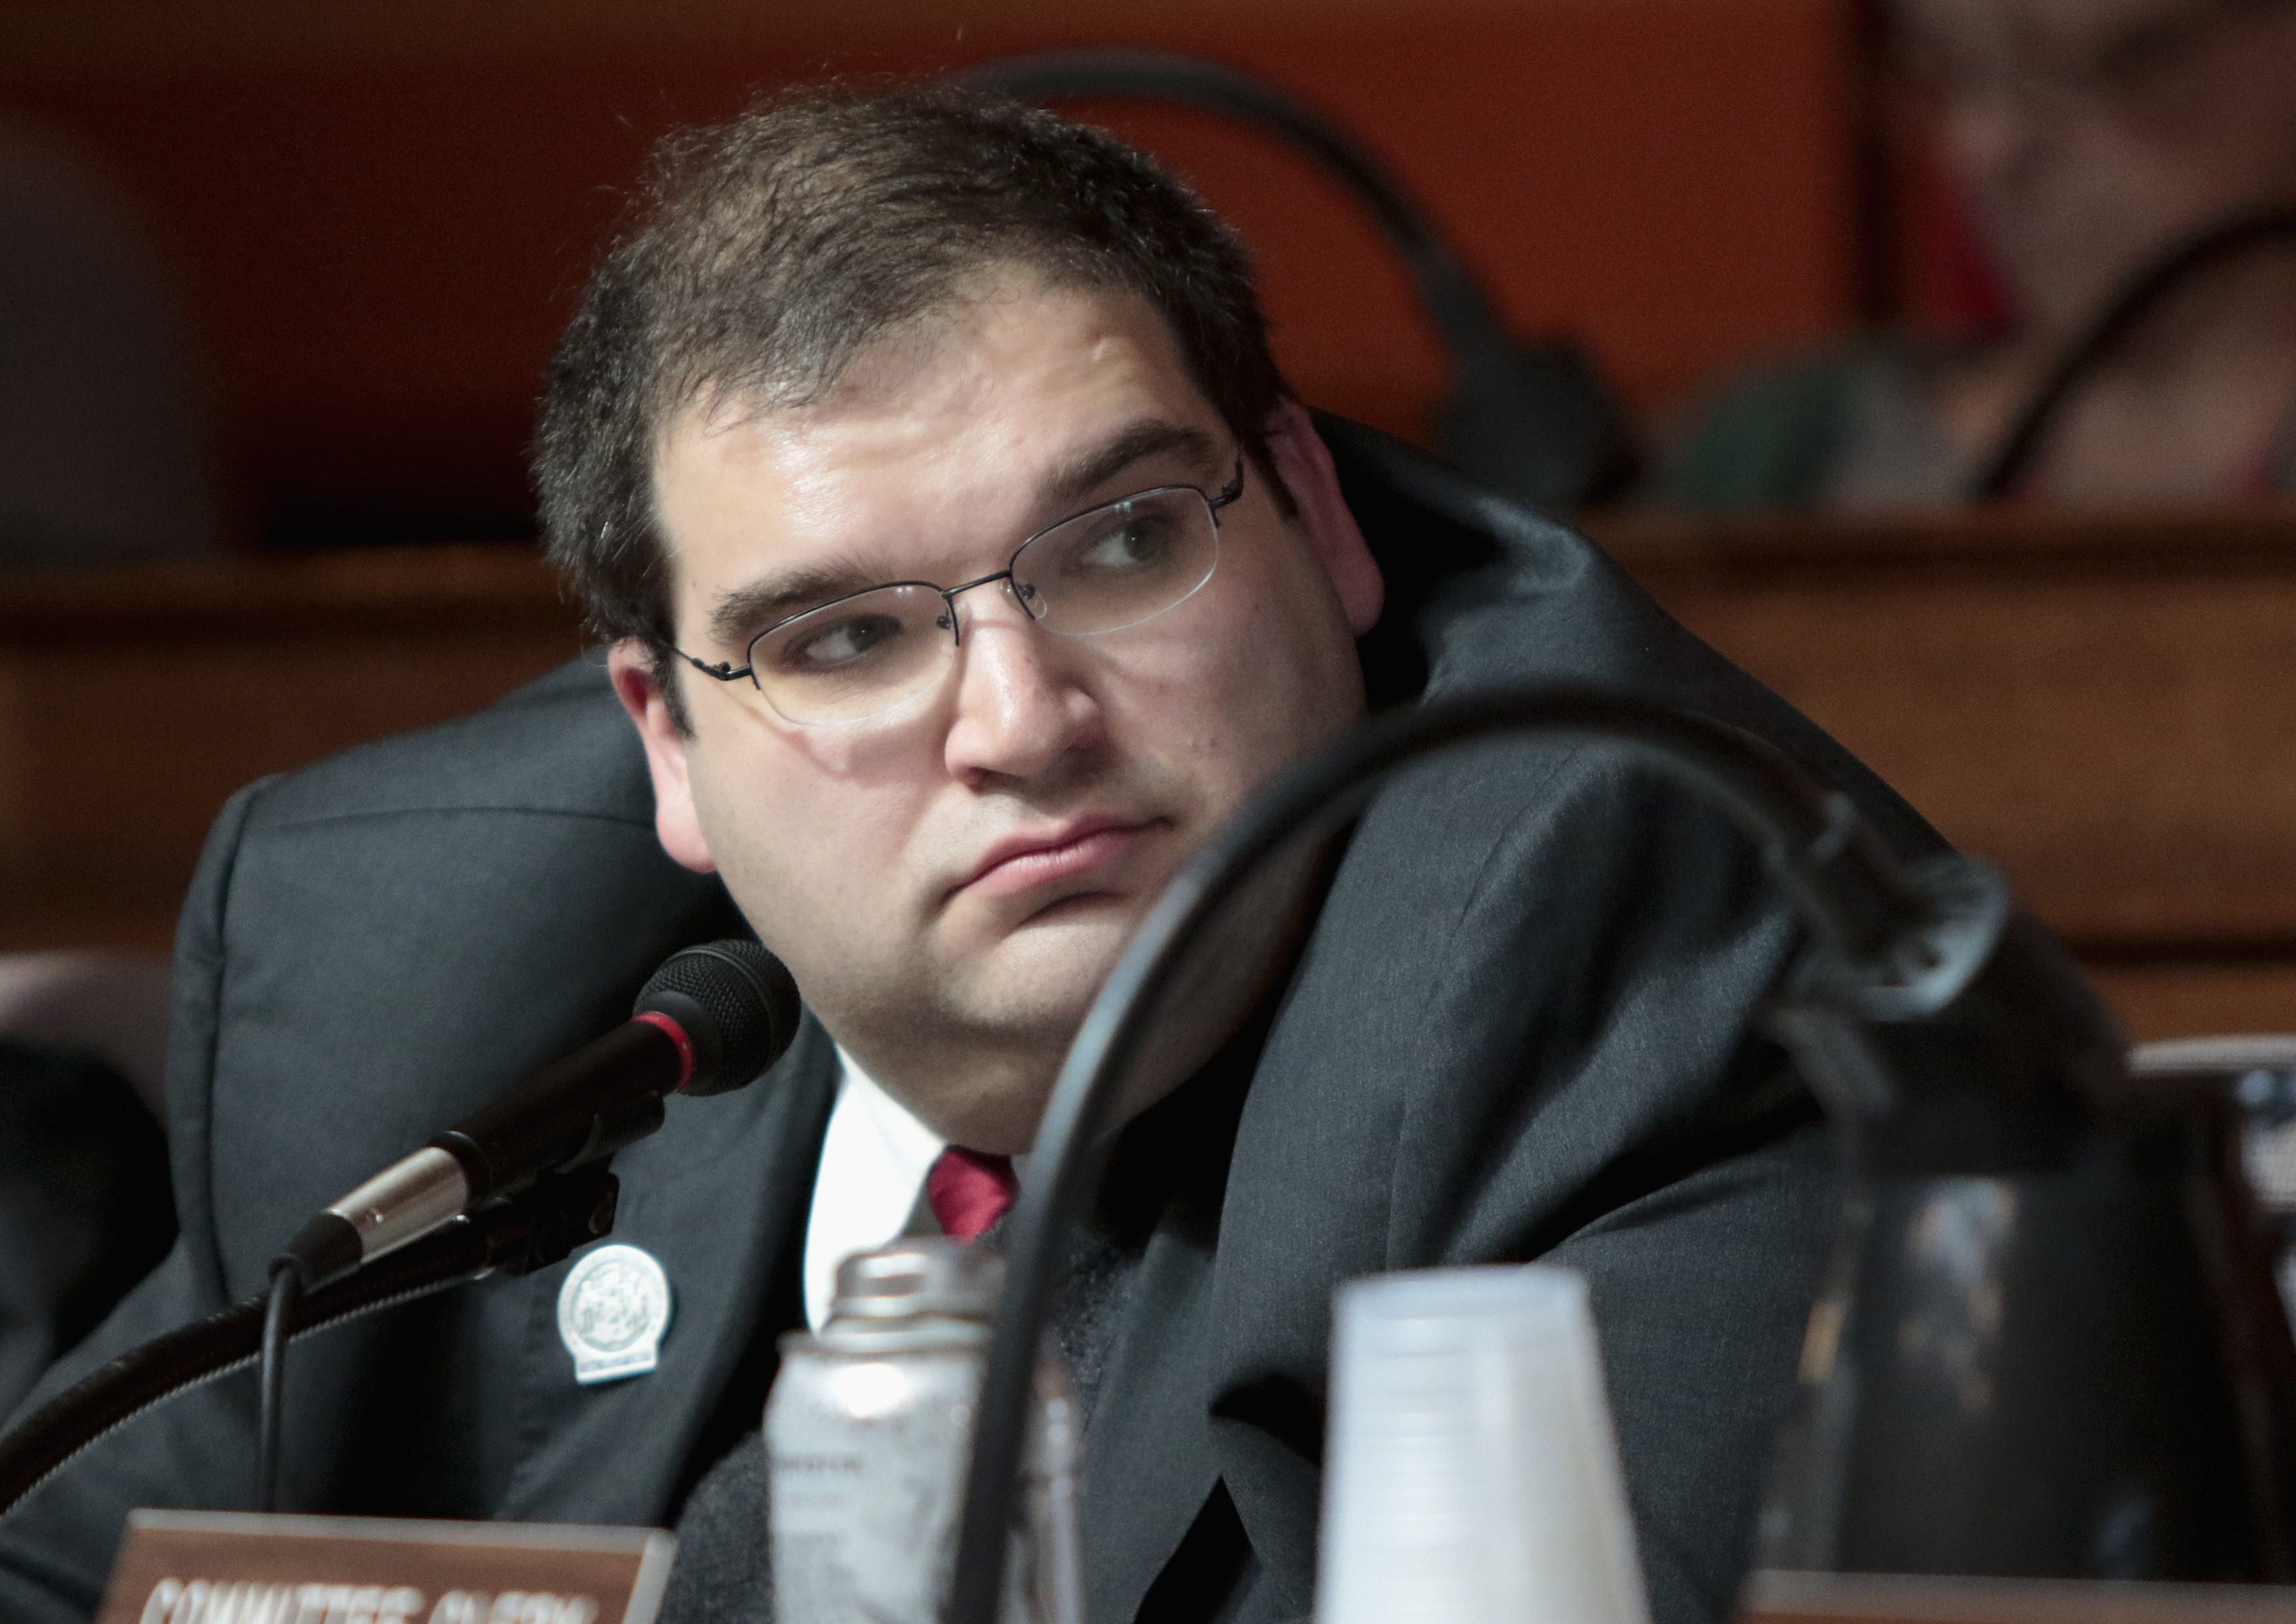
[954,895,1145,1033]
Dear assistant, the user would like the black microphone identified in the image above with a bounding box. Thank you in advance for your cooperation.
[276,940,802,1293]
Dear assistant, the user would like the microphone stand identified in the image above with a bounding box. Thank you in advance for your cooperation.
[946,685,2296,1624]
[0,1164,621,1516]
[959,49,1641,507]
[1,937,795,1520]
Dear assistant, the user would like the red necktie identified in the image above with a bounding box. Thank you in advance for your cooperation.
[926,1146,1018,1241]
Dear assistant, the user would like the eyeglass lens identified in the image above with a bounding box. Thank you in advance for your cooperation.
[745,484,1221,725]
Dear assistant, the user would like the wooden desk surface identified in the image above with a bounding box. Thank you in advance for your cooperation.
[8,505,2296,1039]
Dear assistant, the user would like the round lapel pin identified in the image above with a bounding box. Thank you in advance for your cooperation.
[558,1243,674,1386]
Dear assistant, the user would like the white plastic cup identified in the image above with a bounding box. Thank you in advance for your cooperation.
[1316,1265,1652,1624]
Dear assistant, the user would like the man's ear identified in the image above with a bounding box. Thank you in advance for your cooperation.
[607,641,718,875]
[1265,397,1384,635]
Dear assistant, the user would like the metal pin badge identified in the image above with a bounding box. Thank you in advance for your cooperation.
[558,1243,674,1385]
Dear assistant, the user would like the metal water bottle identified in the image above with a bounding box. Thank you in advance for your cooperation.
[767,1237,1085,1624]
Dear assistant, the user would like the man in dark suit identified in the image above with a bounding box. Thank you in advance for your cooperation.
[0,85,1939,1624]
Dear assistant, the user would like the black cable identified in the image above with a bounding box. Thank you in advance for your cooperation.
[254,1267,299,1514]
[944,686,1947,1624]
[1972,206,2296,500]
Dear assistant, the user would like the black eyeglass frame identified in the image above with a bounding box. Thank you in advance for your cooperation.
[673,455,1247,693]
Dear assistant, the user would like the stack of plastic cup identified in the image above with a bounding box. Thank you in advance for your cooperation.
[1316,1265,1652,1624]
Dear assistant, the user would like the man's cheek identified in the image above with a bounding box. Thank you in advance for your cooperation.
[1093,623,1248,751]
[686,781,815,937]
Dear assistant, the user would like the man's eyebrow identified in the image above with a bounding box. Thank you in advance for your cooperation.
[1040,421,1223,511]
[706,564,886,649]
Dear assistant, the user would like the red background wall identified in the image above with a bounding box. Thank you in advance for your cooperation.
[0,0,1857,545]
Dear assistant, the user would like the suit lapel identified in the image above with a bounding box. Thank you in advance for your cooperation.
[1081,1215,1224,1624]
[1074,1030,1271,1624]
[497,1018,838,1522]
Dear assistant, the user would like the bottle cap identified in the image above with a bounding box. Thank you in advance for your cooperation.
[830,1236,1004,1323]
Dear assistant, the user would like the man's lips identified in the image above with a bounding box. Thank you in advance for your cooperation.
[957,819,1159,900]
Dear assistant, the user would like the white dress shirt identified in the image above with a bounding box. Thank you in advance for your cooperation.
[802,1049,947,1330]
[800,1050,1031,1329]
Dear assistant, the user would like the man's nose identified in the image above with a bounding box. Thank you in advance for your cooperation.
[1947,79,2055,201]
[941,585,1099,783]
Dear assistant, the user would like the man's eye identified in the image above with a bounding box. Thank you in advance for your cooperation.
[1071,508,1178,572]
[781,611,907,673]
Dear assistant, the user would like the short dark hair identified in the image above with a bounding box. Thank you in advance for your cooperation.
[533,81,1291,677]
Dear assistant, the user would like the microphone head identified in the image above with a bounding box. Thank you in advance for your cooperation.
[636,940,804,1097]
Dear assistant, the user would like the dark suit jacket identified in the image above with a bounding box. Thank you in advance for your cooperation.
[0,423,1940,1624]
[0,1044,173,1421]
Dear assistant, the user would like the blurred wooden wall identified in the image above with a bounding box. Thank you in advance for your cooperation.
[15,505,2296,1048]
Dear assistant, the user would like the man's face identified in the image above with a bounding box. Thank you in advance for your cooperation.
[1900,0,2296,332]
[612,274,1382,1149]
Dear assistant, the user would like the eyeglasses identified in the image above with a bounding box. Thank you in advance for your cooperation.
[677,457,1245,727]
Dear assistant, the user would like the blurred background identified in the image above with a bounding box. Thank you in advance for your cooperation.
[8,0,2296,1422]
[5,0,2296,1030]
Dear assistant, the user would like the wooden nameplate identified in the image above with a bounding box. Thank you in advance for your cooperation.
[99,1510,675,1624]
